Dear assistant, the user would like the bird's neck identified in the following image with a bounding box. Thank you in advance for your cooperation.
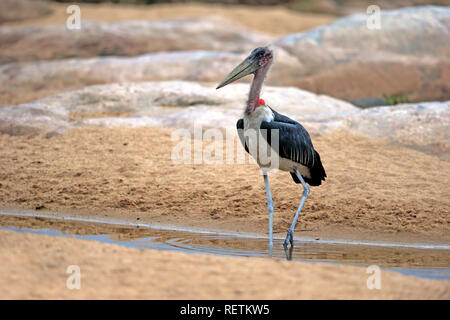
[245,65,270,114]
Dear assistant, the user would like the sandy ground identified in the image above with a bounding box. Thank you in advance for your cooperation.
[0,229,448,299]
[2,2,335,36]
[0,127,449,245]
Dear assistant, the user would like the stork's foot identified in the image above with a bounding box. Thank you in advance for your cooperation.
[283,230,294,248]
[284,245,293,261]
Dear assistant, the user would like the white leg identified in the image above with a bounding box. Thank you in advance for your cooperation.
[283,168,310,248]
[263,172,274,248]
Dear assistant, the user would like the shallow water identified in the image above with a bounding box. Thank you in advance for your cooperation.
[1,213,449,280]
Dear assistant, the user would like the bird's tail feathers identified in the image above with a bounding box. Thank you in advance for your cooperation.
[291,150,326,186]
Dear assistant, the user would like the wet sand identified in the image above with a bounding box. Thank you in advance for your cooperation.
[0,229,448,299]
[1,214,449,273]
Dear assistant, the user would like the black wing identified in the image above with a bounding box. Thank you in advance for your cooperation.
[270,107,298,125]
[236,118,248,153]
[236,108,295,154]
[261,107,326,186]
[236,108,326,186]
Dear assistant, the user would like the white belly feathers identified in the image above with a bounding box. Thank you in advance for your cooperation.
[243,106,275,170]
[243,105,274,131]
[242,106,311,178]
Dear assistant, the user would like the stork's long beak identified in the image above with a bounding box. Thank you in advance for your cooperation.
[216,56,260,89]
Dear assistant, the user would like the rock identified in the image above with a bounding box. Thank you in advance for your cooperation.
[0,51,245,105]
[275,6,450,103]
[0,0,51,24]
[0,81,448,159]
[0,81,356,134]
[0,17,271,64]
[0,49,304,106]
[307,101,450,160]
[288,0,450,16]
[1,7,448,106]
[350,98,386,108]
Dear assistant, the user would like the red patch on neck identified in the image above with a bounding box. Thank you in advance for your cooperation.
[252,98,265,111]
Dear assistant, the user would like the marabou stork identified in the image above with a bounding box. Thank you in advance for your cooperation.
[216,46,326,248]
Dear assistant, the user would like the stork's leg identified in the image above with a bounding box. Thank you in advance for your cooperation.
[284,246,293,261]
[283,168,310,248]
[263,172,274,248]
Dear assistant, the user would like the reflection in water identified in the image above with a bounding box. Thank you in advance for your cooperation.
[1,215,449,280]
[285,246,293,261]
